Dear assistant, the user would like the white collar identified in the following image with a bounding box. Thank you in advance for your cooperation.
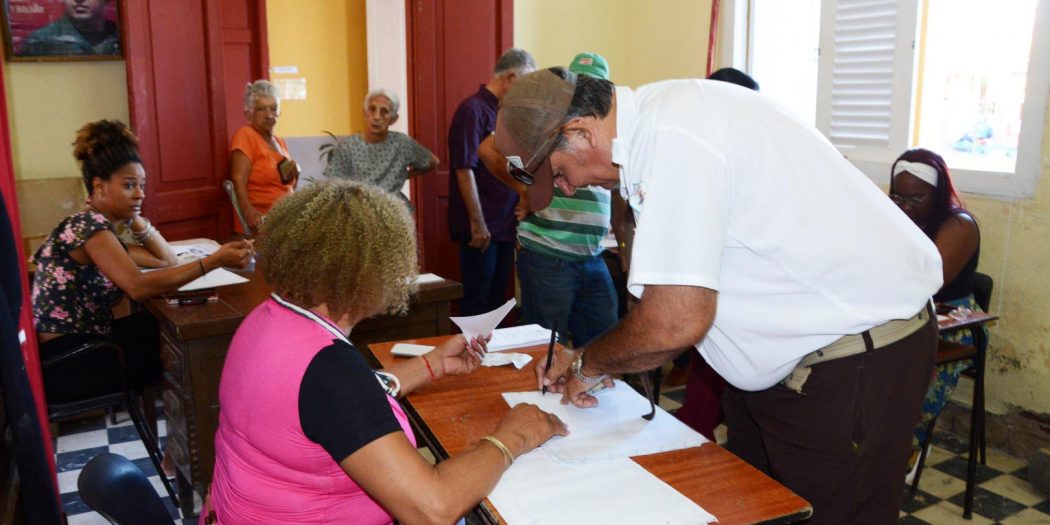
[611,86,643,208]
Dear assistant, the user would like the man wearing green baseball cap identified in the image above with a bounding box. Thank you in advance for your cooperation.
[478,52,624,349]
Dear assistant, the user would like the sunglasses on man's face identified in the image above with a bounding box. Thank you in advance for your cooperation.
[506,128,562,186]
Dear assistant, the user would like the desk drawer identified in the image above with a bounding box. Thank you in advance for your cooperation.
[162,387,189,443]
[159,331,188,386]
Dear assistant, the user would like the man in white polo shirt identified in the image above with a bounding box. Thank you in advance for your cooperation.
[495,68,942,524]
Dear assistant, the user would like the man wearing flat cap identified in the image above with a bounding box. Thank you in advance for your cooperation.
[499,68,942,524]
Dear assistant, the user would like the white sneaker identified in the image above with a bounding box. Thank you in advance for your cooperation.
[905,444,931,485]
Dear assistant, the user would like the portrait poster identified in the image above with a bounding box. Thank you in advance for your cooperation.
[2,0,122,61]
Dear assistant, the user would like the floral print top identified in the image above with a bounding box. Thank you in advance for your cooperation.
[31,210,125,336]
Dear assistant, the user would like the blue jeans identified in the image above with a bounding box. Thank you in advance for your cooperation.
[459,240,516,316]
[517,248,618,347]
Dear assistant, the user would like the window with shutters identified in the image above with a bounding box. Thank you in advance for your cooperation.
[737,0,1049,199]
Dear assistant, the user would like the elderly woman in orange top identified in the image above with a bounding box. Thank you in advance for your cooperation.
[229,79,299,232]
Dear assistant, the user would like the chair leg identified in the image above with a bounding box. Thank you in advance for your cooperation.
[108,406,118,425]
[963,346,985,519]
[909,416,938,498]
[125,394,179,508]
[140,386,158,440]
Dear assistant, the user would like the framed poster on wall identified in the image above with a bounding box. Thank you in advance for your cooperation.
[2,0,122,61]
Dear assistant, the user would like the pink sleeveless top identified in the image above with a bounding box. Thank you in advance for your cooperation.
[207,298,415,524]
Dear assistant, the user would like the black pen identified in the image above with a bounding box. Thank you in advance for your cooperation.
[541,320,558,395]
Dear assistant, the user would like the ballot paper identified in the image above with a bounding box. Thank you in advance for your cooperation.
[450,298,516,341]
[503,380,707,464]
[487,324,554,352]
[481,352,533,369]
[487,451,716,524]
[390,343,435,357]
[169,239,220,265]
[178,268,249,291]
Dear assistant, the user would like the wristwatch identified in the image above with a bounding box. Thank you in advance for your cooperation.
[572,352,608,386]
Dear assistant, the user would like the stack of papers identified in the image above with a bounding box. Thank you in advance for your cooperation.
[488,324,554,352]
[491,381,714,523]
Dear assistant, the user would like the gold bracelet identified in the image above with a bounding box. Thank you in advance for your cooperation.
[479,435,514,467]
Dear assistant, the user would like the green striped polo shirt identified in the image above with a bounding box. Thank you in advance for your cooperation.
[518,186,611,261]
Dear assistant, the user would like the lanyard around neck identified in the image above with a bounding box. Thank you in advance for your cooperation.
[269,293,400,396]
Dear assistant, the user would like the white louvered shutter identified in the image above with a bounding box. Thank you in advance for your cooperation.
[815,0,920,176]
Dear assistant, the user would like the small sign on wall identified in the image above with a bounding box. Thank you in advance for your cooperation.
[271,65,299,74]
[274,78,307,101]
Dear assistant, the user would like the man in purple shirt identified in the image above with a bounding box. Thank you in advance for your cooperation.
[448,48,536,315]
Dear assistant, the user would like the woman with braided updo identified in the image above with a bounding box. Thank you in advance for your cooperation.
[31,120,251,404]
[206,180,566,524]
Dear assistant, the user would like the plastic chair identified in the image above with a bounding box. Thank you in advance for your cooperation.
[42,340,178,507]
[78,453,175,525]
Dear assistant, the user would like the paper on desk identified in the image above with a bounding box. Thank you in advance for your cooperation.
[178,268,249,291]
[487,451,716,524]
[503,379,706,464]
[488,324,554,352]
[415,273,445,284]
[481,352,532,369]
[391,343,435,357]
[450,298,515,341]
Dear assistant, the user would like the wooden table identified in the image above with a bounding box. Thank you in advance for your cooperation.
[144,270,462,515]
[367,336,813,525]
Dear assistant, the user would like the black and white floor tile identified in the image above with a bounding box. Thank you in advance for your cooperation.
[656,384,1050,525]
[53,408,196,525]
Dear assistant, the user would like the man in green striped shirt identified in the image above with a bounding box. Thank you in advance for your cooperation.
[480,52,623,347]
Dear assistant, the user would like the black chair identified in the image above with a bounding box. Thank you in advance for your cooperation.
[78,452,175,524]
[42,340,178,507]
[910,272,994,519]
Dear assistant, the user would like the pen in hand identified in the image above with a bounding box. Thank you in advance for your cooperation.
[541,320,558,395]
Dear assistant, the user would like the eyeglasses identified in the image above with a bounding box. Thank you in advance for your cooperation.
[889,192,927,207]
[506,127,562,186]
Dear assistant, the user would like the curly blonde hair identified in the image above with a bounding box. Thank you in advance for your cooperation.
[257,180,419,322]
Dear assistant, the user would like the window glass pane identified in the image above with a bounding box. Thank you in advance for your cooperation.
[915,0,1036,173]
[750,0,822,125]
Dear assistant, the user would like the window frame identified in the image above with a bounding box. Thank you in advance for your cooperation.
[723,0,1050,200]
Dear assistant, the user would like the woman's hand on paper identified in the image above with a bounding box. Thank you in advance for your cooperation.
[493,404,569,458]
[434,334,489,378]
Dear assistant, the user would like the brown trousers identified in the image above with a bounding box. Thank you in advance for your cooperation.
[723,313,937,525]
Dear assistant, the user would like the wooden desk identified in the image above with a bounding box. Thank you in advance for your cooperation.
[144,271,462,514]
[368,336,812,525]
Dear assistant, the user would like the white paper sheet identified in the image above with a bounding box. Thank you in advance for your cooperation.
[178,268,249,291]
[487,451,717,524]
[390,343,435,357]
[503,380,707,464]
[415,273,445,284]
[449,298,515,340]
[481,352,533,369]
[488,324,554,352]
[168,238,220,265]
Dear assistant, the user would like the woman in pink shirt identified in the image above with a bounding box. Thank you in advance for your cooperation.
[205,181,567,524]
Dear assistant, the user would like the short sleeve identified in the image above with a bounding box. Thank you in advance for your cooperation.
[448,103,484,171]
[403,135,434,170]
[627,127,729,298]
[230,127,257,157]
[58,212,115,252]
[299,343,403,462]
[322,141,353,179]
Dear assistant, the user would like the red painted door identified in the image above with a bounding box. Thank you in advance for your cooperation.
[123,0,267,241]
[408,0,513,280]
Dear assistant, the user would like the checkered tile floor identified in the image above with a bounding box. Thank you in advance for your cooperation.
[658,385,1050,524]
[54,388,1049,524]
[53,408,197,525]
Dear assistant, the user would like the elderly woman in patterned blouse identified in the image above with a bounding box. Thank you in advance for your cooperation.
[321,89,439,207]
